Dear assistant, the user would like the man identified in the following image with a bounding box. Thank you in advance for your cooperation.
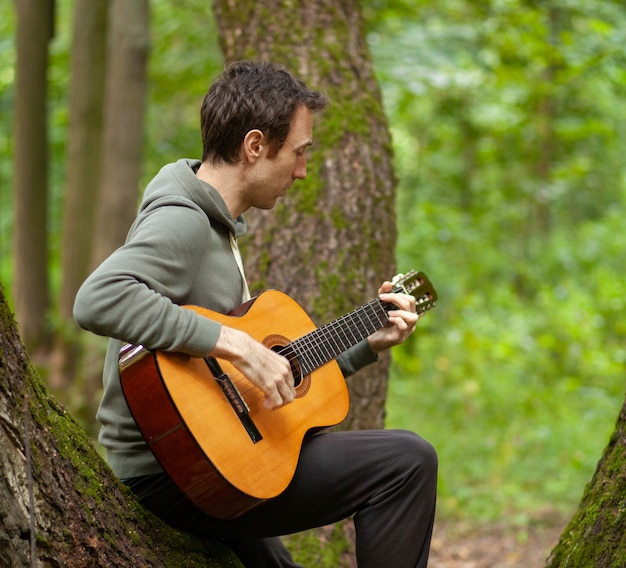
[74,60,437,567]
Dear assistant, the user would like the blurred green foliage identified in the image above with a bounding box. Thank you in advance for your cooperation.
[367,0,626,524]
[1,0,625,528]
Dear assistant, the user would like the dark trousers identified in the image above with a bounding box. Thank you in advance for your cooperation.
[124,429,437,568]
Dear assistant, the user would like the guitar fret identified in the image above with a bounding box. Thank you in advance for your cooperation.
[284,271,437,380]
[293,340,316,376]
[315,330,335,365]
[291,300,391,376]
[316,327,338,365]
[362,306,381,335]
[294,336,314,376]
[344,313,362,344]
[306,341,320,370]
[302,331,327,375]
[319,327,345,365]
[328,316,354,354]
[369,302,388,328]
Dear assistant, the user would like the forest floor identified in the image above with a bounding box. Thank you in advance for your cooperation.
[297,512,567,567]
[428,515,567,568]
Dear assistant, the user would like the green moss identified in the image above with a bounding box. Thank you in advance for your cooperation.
[313,259,366,319]
[547,410,626,567]
[293,153,325,214]
[330,206,349,231]
[286,523,353,567]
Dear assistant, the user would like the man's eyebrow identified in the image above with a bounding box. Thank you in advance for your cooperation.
[296,140,313,150]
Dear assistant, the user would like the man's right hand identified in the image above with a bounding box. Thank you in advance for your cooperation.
[210,326,296,409]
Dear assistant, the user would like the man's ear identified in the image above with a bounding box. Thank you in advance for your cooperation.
[242,129,265,163]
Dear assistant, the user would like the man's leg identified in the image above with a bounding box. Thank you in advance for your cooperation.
[125,429,437,568]
[224,429,438,568]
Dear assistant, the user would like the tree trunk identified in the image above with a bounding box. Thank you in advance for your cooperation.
[0,285,242,567]
[212,0,397,433]
[50,0,108,392]
[546,394,626,567]
[61,0,108,327]
[90,0,149,269]
[12,0,54,356]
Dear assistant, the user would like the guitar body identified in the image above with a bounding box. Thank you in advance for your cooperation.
[120,290,350,519]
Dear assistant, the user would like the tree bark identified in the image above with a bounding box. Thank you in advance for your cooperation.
[0,286,242,567]
[90,0,149,270]
[546,394,626,567]
[12,0,54,355]
[212,0,397,432]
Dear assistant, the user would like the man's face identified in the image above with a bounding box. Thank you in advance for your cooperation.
[247,105,314,211]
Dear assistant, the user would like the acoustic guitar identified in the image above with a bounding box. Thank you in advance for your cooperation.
[119,270,437,519]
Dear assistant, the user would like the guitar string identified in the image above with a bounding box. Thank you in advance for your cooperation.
[206,289,433,414]
[170,282,430,421]
[207,298,393,412]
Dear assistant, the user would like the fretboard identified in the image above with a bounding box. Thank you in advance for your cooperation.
[289,298,392,376]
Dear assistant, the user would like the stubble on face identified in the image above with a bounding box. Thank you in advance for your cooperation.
[249,106,314,211]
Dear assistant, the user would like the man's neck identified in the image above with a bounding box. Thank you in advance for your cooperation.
[195,161,248,218]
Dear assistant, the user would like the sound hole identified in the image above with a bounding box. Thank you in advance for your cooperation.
[271,344,303,387]
[263,334,310,396]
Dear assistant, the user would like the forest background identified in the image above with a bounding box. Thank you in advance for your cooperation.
[1,0,626,541]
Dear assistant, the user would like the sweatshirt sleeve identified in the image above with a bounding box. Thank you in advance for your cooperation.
[336,340,379,378]
[73,200,221,357]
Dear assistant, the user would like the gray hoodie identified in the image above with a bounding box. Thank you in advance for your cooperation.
[74,158,376,479]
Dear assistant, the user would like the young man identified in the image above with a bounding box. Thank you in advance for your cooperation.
[74,60,437,567]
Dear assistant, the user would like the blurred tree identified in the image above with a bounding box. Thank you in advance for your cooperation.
[46,0,150,418]
[90,0,149,269]
[370,0,626,277]
[213,0,398,433]
[12,0,54,357]
[51,0,108,391]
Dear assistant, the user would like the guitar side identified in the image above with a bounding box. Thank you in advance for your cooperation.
[120,350,260,518]
[120,289,350,519]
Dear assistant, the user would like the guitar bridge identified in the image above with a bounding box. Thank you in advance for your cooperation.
[204,357,263,444]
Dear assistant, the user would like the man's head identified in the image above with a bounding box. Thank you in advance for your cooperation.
[200,60,329,165]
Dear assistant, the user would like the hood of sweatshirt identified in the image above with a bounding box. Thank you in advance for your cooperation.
[138,158,247,239]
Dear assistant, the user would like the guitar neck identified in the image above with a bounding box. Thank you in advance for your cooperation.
[280,270,436,378]
[290,298,392,376]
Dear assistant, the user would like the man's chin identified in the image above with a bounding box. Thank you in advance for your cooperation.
[259,200,278,211]
[255,194,286,211]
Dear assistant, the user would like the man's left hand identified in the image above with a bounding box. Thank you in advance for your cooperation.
[367,281,421,354]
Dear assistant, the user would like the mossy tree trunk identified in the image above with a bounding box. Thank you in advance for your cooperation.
[212,0,398,433]
[0,286,242,567]
[546,394,626,567]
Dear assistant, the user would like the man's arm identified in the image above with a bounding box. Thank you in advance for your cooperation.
[211,326,296,410]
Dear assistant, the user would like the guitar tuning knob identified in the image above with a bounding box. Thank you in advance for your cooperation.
[391,273,405,286]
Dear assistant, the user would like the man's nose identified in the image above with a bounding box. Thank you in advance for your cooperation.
[293,156,307,179]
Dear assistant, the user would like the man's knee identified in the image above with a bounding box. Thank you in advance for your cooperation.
[392,430,438,477]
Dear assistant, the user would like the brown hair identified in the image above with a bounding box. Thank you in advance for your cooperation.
[200,60,329,164]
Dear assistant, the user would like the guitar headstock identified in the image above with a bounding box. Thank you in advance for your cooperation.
[390,270,438,314]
